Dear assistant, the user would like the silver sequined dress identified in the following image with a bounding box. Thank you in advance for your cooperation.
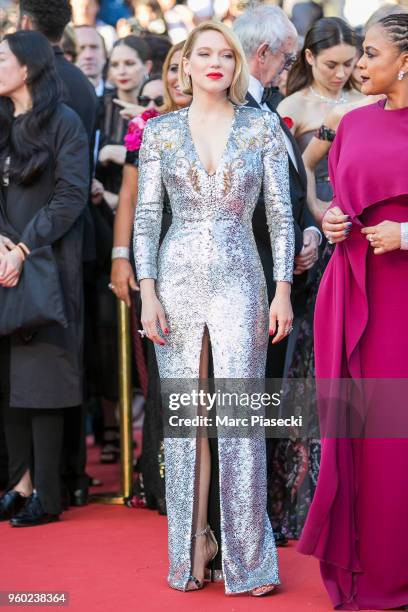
[134,105,294,593]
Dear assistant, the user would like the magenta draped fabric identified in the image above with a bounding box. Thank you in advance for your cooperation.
[298,101,408,610]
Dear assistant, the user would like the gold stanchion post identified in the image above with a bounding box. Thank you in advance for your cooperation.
[90,299,134,505]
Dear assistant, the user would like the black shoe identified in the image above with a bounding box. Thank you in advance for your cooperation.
[69,488,88,507]
[274,532,288,547]
[10,493,60,527]
[88,475,103,487]
[0,490,28,521]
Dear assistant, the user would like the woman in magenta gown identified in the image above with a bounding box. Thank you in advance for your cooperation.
[298,14,408,610]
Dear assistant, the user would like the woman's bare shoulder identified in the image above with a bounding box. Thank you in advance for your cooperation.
[325,94,381,129]
[324,105,348,130]
[277,90,307,116]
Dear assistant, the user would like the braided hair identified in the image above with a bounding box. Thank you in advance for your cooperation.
[379,13,408,54]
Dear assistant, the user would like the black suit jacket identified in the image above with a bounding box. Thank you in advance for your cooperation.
[246,92,318,315]
[54,47,97,148]
[53,46,98,262]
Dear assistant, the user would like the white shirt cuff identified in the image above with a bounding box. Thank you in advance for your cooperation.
[304,226,322,245]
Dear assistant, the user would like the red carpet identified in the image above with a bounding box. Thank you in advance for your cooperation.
[0,444,379,612]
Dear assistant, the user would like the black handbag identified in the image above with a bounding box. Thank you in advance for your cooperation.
[0,244,68,337]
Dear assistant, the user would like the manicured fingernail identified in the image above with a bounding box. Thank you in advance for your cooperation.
[346,222,353,227]
[269,330,275,336]
[164,328,169,334]
[160,341,165,346]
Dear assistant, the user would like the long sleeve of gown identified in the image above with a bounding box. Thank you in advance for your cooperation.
[133,119,164,281]
[262,112,295,283]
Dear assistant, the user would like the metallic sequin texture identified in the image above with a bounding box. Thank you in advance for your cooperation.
[133,105,294,593]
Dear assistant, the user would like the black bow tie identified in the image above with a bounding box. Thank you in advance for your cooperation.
[261,87,271,105]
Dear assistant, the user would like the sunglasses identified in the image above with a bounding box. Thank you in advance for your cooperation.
[281,52,297,72]
[138,95,164,107]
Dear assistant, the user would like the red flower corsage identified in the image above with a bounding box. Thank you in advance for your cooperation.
[282,116,294,129]
[124,108,160,152]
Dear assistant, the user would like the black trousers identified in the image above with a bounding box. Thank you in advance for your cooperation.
[62,405,88,493]
[0,337,64,515]
[0,421,8,489]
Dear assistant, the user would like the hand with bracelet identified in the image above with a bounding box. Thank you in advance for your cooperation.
[361,220,408,254]
[110,246,139,308]
[0,242,29,287]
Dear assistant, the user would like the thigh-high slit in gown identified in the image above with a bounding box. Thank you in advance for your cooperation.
[133,105,295,593]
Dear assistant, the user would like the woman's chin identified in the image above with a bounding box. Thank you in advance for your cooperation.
[360,81,374,95]
[199,81,230,96]
[174,92,191,107]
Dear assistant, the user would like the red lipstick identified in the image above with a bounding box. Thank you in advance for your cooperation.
[207,72,223,80]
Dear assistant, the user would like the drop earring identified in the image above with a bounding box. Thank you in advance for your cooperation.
[398,70,405,81]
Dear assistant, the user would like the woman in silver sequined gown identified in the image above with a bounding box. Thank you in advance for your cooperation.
[133,23,294,595]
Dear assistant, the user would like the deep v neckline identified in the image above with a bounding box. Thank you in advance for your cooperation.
[186,105,237,178]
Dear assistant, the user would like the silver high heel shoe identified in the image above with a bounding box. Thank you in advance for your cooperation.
[250,584,277,597]
[186,525,219,591]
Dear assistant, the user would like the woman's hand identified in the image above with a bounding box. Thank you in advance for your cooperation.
[110,259,139,308]
[294,229,319,275]
[98,144,126,166]
[140,280,169,346]
[0,235,16,256]
[113,98,145,121]
[322,206,352,244]
[361,221,402,255]
[0,248,24,287]
[269,283,293,345]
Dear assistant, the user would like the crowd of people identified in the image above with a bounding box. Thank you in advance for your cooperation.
[0,0,408,609]
[0,0,331,48]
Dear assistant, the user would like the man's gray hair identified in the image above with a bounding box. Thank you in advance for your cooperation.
[233,5,298,58]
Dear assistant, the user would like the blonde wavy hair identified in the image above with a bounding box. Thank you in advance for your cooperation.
[179,21,249,105]
[160,41,186,115]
